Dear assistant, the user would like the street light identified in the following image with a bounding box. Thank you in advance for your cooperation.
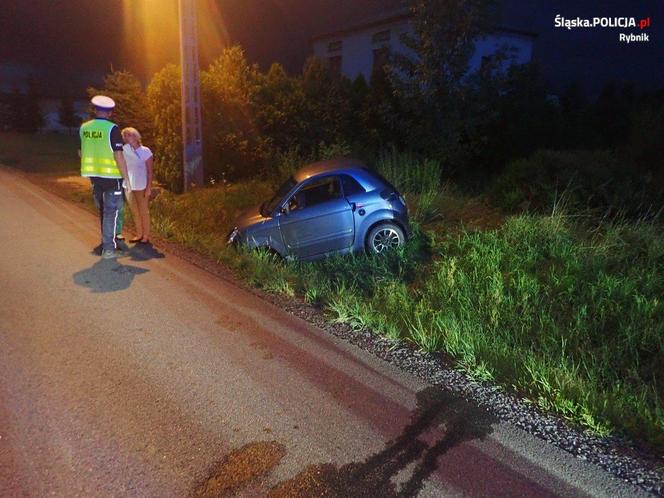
[178,0,204,191]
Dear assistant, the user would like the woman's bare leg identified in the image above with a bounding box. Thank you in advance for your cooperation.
[136,191,151,241]
[127,189,144,238]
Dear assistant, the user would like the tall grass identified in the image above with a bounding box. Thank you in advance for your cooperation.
[375,148,441,194]
[375,148,444,224]
[491,149,664,219]
[287,213,663,447]
[420,215,664,442]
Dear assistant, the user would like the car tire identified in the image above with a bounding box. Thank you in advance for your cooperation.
[366,222,405,254]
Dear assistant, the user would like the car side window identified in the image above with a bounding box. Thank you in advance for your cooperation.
[340,174,366,196]
[288,176,342,212]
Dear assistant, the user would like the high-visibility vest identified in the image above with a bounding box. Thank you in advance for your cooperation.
[80,119,121,178]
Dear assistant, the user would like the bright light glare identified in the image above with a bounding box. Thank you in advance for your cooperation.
[121,0,229,76]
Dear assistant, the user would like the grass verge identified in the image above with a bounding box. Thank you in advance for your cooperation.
[145,155,663,454]
[4,132,663,454]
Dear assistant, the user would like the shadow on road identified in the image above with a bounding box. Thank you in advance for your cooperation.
[117,241,166,261]
[268,386,496,497]
[73,258,149,293]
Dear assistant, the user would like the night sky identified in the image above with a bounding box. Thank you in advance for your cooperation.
[0,0,662,97]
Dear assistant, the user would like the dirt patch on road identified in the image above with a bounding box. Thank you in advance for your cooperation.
[268,387,495,498]
[193,441,286,498]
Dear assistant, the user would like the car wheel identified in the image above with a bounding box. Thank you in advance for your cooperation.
[366,222,405,254]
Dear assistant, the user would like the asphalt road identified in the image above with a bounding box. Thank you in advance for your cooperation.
[0,168,651,498]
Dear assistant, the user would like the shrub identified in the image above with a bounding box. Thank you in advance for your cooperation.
[88,70,152,142]
[201,47,267,181]
[491,149,663,217]
[254,63,310,156]
[147,65,183,192]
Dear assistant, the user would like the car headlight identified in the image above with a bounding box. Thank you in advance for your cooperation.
[227,227,239,245]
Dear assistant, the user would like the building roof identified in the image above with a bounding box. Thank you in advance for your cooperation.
[311,8,411,43]
[311,9,413,43]
[310,7,537,44]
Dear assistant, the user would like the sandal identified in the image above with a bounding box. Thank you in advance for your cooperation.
[129,237,143,243]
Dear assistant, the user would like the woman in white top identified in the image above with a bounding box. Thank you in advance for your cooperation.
[121,127,154,244]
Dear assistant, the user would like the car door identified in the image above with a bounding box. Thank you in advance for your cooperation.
[278,176,355,258]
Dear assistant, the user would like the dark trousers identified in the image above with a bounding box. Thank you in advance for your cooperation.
[91,177,124,252]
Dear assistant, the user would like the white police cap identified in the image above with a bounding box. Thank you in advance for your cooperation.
[91,95,115,110]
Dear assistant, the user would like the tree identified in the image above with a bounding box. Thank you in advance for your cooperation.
[7,81,43,133]
[391,0,495,154]
[201,46,265,180]
[201,46,265,178]
[488,63,562,169]
[588,82,632,149]
[254,62,309,155]
[0,94,10,131]
[346,74,370,147]
[300,56,353,153]
[362,66,407,151]
[146,64,183,192]
[88,70,152,142]
[559,82,590,148]
[23,81,43,133]
[7,89,25,131]
[59,96,79,132]
[626,88,664,182]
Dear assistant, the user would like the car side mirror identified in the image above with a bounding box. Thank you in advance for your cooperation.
[287,197,299,212]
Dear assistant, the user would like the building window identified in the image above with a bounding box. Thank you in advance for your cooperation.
[328,55,342,75]
[372,30,391,44]
[372,47,390,71]
[328,40,342,53]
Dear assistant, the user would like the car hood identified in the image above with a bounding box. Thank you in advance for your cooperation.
[235,204,269,231]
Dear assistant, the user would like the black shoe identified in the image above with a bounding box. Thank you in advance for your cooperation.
[92,244,103,256]
[101,249,118,259]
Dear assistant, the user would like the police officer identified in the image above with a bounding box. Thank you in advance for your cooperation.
[80,95,131,259]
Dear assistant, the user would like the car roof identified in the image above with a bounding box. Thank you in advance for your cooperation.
[293,158,367,183]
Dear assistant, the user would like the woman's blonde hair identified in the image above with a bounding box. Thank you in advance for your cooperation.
[121,127,142,145]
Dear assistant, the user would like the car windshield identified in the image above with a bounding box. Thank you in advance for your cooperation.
[263,176,297,215]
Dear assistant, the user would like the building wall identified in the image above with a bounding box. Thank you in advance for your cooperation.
[313,18,412,82]
[312,19,534,82]
[468,32,534,73]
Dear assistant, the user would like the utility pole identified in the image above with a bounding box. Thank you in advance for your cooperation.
[178,0,204,191]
